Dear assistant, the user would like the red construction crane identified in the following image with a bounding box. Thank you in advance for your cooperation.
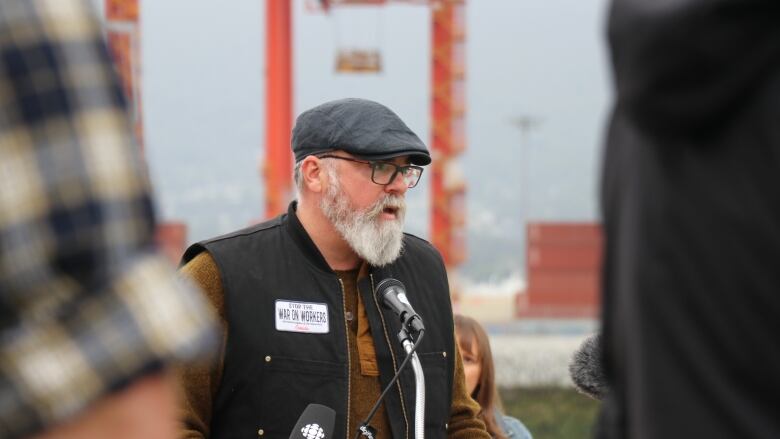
[429,0,467,272]
[265,0,467,289]
[105,0,143,152]
[105,0,188,265]
[264,0,294,218]
[104,0,466,276]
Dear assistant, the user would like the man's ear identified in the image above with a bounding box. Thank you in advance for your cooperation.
[301,156,324,193]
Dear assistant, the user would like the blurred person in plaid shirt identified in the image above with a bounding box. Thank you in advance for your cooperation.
[0,1,216,438]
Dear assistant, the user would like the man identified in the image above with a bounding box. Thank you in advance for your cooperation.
[0,1,216,438]
[179,98,490,439]
[598,0,780,437]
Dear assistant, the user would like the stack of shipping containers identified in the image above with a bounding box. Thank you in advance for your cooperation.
[517,223,602,318]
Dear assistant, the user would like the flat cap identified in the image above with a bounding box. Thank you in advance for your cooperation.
[291,98,431,166]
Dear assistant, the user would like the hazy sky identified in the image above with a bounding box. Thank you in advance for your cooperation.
[111,0,613,280]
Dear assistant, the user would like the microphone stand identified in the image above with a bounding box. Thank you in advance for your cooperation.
[355,327,425,439]
[399,327,425,439]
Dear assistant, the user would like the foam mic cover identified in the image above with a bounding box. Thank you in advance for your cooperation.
[569,333,609,400]
[288,403,336,439]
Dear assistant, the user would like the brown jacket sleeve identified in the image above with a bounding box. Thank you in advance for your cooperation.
[178,252,227,439]
[447,334,491,438]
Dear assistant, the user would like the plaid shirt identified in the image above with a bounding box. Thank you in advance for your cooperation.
[0,1,216,438]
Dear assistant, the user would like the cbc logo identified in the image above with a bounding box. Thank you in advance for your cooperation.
[300,423,325,439]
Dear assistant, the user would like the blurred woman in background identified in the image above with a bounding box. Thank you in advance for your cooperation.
[455,314,533,439]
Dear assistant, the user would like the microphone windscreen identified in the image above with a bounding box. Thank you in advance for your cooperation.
[569,333,608,400]
[288,403,336,439]
[375,278,404,297]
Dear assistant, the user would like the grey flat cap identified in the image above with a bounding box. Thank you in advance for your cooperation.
[291,98,431,166]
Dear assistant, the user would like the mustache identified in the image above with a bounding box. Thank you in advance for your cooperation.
[366,195,406,218]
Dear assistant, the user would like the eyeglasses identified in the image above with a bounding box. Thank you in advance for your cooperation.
[318,154,424,188]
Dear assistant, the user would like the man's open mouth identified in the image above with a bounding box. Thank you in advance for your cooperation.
[382,206,399,217]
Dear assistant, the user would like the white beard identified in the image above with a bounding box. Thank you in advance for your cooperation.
[319,166,406,267]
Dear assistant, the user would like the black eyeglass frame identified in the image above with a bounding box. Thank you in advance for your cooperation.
[317,154,424,188]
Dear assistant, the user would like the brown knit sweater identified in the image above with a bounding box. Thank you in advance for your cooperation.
[178,252,488,439]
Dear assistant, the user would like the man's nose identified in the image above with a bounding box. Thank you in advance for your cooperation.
[384,171,409,195]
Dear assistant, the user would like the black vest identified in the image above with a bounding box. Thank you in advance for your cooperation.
[182,203,455,439]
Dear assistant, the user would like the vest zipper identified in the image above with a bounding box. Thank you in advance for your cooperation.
[337,278,352,439]
[369,274,411,439]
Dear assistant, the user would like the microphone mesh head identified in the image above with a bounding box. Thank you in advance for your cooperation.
[569,333,608,400]
[375,278,405,295]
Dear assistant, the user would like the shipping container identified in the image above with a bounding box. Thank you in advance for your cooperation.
[517,222,602,318]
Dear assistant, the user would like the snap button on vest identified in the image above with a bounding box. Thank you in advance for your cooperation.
[265,356,271,362]
[257,428,264,436]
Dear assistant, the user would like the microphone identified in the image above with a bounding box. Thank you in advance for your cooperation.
[289,403,336,439]
[355,278,426,439]
[569,333,609,400]
[375,278,425,334]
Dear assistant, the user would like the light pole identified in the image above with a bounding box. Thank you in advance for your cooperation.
[511,115,543,233]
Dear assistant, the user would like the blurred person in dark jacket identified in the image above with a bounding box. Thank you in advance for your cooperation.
[598,0,780,437]
[0,1,215,438]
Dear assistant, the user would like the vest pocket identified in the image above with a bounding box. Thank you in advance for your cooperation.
[254,356,347,438]
[418,351,449,438]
